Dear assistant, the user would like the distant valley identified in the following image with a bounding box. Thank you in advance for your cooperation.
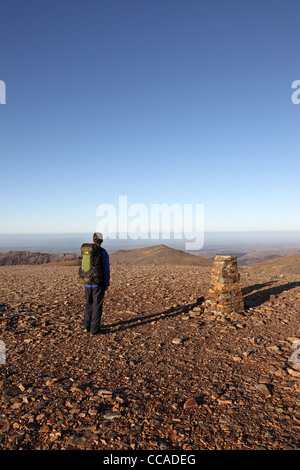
[189,247,300,265]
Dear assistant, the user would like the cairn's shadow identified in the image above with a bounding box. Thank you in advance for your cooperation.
[105,297,205,333]
[243,281,300,309]
[242,281,278,296]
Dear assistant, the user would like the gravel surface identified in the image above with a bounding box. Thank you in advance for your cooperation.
[0,264,299,450]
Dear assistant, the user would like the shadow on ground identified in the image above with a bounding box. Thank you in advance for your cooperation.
[100,280,300,333]
[105,297,205,333]
[243,281,300,308]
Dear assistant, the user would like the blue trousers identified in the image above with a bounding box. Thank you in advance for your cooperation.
[84,284,106,334]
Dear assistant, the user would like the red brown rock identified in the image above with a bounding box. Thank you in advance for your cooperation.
[183,398,199,409]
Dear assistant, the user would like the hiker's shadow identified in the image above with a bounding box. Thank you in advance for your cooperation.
[105,297,205,333]
[243,281,300,308]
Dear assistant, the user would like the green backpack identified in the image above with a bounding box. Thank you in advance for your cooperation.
[78,243,104,285]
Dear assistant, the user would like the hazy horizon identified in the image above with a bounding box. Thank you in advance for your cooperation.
[0,231,299,254]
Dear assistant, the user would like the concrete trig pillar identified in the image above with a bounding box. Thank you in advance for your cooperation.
[204,255,244,314]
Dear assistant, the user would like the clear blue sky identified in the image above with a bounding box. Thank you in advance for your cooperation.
[0,0,299,234]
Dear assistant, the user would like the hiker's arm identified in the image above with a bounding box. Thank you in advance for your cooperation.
[102,250,110,288]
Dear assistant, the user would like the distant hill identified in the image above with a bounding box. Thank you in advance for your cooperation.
[0,251,79,266]
[110,244,213,266]
[246,254,300,275]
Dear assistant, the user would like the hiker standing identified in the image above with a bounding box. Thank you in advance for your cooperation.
[79,232,110,335]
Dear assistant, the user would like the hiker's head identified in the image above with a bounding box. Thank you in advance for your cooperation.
[93,232,103,245]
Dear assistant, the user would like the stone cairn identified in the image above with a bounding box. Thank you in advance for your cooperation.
[204,255,244,314]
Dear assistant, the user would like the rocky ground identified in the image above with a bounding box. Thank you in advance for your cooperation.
[0,263,299,450]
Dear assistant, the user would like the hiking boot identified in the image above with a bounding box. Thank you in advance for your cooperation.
[91,327,108,336]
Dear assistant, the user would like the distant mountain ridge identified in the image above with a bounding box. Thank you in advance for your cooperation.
[0,251,79,266]
[191,248,300,265]
[237,248,300,265]
[0,245,299,270]
[0,245,213,266]
[0,245,213,267]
